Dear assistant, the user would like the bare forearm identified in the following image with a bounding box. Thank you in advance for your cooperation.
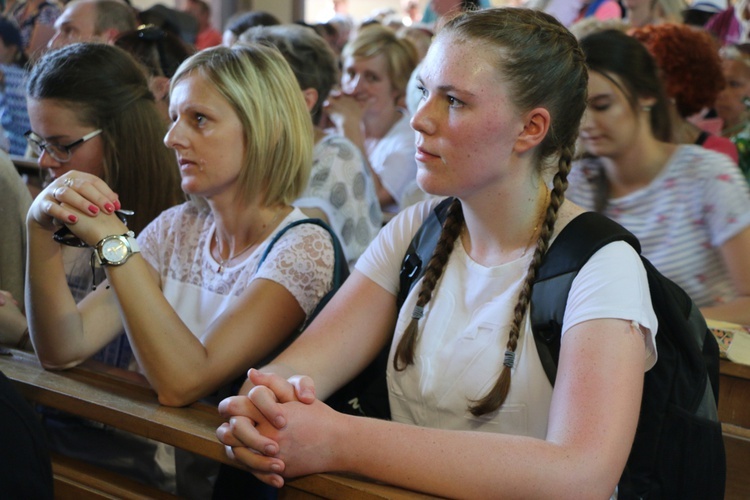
[104,258,211,405]
[332,416,617,499]
[701,296,750,326]
[26,224,87,366]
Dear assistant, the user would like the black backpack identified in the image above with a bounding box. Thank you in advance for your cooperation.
[396,198,726,500]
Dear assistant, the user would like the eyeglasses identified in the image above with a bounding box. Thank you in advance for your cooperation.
[24,129,103,163]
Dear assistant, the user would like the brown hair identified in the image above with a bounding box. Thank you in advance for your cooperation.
[393,8,588,416]
[27,43,183,233]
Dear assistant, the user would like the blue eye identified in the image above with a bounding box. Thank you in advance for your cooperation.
[416,85,428,100]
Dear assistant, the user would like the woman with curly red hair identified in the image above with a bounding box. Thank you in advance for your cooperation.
[631,23,738,162]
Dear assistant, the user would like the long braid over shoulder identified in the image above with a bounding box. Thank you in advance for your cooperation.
[469,144,574,416]
[394,198,464,370]
[393,8,588,416]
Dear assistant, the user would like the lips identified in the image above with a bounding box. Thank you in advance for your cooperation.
[415,145,440,162]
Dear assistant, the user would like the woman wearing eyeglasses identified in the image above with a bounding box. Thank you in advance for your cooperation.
[12,43,184,492]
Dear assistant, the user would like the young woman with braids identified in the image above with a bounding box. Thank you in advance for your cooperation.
[216,8,658,498]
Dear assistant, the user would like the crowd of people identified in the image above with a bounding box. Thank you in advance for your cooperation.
[0,0,749,498]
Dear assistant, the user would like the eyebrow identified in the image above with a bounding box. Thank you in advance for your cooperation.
[416,77,476,97]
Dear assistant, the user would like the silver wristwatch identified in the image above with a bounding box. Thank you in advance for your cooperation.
[94,231,140,266]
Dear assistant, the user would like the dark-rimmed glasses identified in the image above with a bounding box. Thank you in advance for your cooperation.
[24,129,103,163]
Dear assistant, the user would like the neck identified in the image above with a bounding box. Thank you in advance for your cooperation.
[670,108,702,145]
[460,175,550,267]
[363,105,402,140]
[210,199,290,265]
[599,138,675,198]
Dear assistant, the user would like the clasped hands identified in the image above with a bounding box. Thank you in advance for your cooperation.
[217,368,340,488]
[29,171,127,245]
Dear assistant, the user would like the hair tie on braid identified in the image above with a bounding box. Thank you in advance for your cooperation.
[503,350,516,369]
[411,305,425,320]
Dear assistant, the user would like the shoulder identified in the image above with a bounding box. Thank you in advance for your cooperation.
[268,211,336,253]
[669,145,746,182]
[313,134,364,168]
[140,201,207,237]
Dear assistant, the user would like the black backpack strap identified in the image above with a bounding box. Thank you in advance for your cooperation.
[333,198,454,420]
[530,212,640,384]
[396,197,454,308]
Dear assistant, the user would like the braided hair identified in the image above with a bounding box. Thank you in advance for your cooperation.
[393,8,588,416]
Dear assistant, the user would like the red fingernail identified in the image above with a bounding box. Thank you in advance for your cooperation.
[114,199,121,210]
[89,204,99,214]
[104,203,114,213]
[68,214,78,223]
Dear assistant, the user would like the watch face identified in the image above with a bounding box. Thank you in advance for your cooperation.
[102,237,128,263]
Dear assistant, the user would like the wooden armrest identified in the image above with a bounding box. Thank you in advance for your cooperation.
[0,349,231,465]
[0,349,440,498]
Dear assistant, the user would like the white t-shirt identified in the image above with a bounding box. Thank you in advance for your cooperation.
[296,133,382,265]
[567,144,750,308]
[364,110,417,209]
[356,199,657,438]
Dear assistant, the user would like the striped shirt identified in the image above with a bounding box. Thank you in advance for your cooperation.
[567,145,750,308]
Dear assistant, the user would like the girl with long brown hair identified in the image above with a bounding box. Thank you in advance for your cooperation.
[218,8,658,498]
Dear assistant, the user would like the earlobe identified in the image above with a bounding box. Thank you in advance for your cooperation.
[302,88,319,113]
[514,108,551,154]
[151,76,171,102]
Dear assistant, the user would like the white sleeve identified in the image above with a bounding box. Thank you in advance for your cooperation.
[561,241,659,370]
[355,199,442,295]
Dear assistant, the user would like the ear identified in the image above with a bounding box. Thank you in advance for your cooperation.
[301,88,319,113]
[102,28,121,44]
[514,107,551,155]
[150,76,171,102]
[638,96,657,110]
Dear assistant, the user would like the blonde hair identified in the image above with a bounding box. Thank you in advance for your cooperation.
[170,43,313,206]
[342,23,418,101]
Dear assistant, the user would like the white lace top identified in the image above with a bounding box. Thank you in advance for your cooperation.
[139,202,335,338]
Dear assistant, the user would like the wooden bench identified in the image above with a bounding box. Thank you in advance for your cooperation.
[719,359,750,500]
[0,348,435,499]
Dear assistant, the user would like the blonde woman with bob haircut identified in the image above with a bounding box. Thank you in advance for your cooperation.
[325,23,419,212]
[26,43,336,413]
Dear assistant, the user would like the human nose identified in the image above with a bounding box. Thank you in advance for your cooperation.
[36,148,62,170]
[410,94,436,135]
[579,108,594,131]
[163,119,185,150]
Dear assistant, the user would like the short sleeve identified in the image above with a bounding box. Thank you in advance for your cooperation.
[355,199,441,295]
[255,224,335,317]
[697,152,750,247]
[562,241,659,370]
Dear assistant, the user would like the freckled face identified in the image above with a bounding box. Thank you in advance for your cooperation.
[409,36,526,199]
[164,73,246,200]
